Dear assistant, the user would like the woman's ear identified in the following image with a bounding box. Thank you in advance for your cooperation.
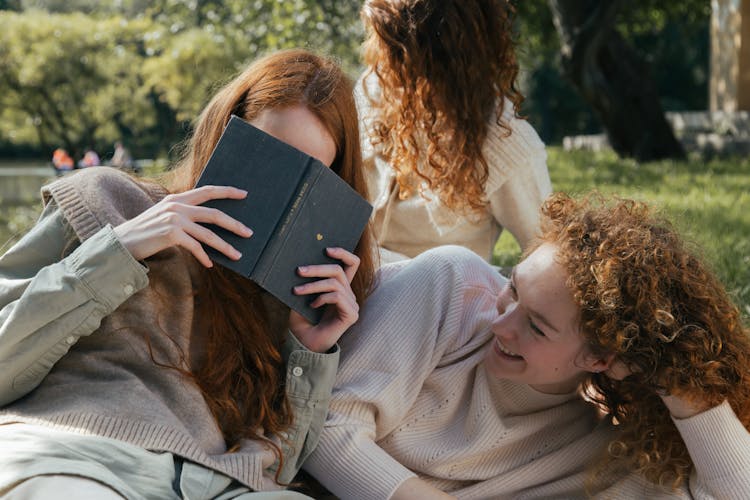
[582,352,616,374]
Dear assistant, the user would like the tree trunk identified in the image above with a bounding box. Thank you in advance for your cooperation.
[548,0,685,161]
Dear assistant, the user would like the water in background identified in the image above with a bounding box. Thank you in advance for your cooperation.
[0,161,54,248]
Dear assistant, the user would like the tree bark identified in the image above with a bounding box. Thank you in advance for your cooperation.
[548,0,685,161]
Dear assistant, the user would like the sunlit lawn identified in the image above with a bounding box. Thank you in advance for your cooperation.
[494,147,750,319]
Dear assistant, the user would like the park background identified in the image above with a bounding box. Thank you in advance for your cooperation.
[0,0,748,319]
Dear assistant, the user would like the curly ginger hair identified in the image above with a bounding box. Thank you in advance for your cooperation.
[361,0,523,214]
[538,193,750,488]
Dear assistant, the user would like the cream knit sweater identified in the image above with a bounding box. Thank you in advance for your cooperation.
[356,76,552,263]
[303,246,750,499]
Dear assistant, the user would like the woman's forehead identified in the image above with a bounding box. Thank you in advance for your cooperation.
[515,244,580,338]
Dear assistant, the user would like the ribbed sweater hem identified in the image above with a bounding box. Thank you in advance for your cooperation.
[0,413,271,491]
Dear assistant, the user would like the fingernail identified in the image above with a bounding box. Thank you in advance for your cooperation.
[298,266,307,273]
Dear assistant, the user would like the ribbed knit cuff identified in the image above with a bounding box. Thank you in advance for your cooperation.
[304,428,417,500]
[672,400,750,495]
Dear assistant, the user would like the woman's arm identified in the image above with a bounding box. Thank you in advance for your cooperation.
[274,331,340,484]
[303,247,501,499]
[485,108,552,253]
[274,246,361,482]
[391,478,457,500]
[487,149,551,253]
[0,201,149,405]
[0,184,256,406]
[668,399,750,499]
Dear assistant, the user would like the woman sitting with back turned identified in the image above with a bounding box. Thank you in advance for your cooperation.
[358,0,552,264]
[304,193,750,499]
[0,49,375,499]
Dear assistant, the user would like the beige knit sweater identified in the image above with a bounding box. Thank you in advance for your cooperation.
[356,75,552,264]
[303,246,750,499]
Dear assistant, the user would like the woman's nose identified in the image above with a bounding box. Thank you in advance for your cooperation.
[493,301,520,332]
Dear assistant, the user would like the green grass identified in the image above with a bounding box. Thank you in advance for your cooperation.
[493,147,750,319]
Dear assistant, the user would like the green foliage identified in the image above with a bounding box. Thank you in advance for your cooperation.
[141,28,241,123]
[0,1,712,154]
[140,0,363,75]
[494,148,750,319]
[0,11,162,157]
[0,2,364,159]
[0,0,21,10]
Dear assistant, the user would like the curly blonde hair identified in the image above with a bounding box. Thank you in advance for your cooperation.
[537,193,750,488]
[361,0,523,214]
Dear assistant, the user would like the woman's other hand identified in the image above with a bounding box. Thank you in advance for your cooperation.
[113,185,253,267]
[288,247,361,353]
[605,359,712,418]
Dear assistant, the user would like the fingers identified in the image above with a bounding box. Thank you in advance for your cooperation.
[154,202,251,266]
[115,185,253,265]
[169,185,249,205]
[296,263,348,289]
[604,360,632,381]
[310,290,359,319]
[296,247,360,287]
[325,247,361,283]
[183,221,242,265]
[173,229,214,268]
[293,276,358,315]
[286,250,361,351]
[182,204,253,238]
[294,277,348,300]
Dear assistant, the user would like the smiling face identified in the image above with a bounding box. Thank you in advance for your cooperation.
[484,243,611,394]
[250,104,337,167]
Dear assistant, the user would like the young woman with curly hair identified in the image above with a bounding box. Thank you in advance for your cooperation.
[359,0,552,264]
[304,193,750,499]
[0,49,375,499]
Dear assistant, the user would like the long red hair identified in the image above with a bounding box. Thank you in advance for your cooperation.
[163,49,376,460]
[361,0,523,213]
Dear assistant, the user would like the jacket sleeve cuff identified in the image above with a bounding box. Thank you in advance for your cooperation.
[273,331,340,483]
[67,224,149,312]
[281,330,339,400]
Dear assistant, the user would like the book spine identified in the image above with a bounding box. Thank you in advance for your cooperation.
[252,160,323,284]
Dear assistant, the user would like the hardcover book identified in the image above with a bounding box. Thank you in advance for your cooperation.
[195,115,372,323]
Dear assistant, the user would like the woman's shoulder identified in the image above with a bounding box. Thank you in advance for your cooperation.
[44,167,166,202]
[41,167,168,241]
[482,98,549,193]
[403,246,504,294]
[484,98,546,157]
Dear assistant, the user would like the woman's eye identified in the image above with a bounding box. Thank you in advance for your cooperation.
[530,321,546,337]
